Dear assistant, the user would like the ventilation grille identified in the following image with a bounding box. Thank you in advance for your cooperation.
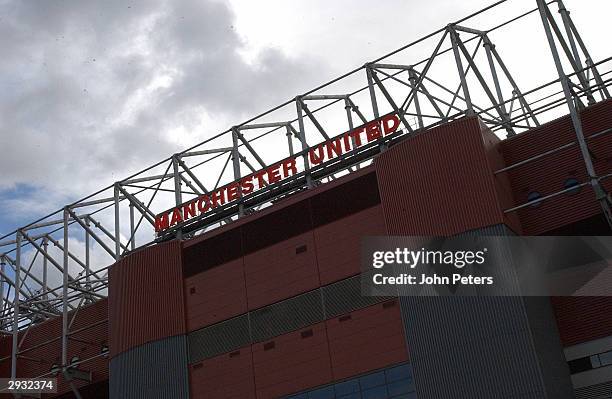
[188,273,391,363]
[323,274,390,318]
[575,380,612,399]
[188,314,250,363]
[250,290,323,343]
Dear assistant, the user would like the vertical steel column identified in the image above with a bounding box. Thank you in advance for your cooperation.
[483,36,513,136]
[408,68,424,129]
[84,218,90,286]
[448,26,474,115]
[366,65,380,119]
[557,1,583,76]
[0,256,4,319]
[172,156,183,239]
[537,0,612,229]
[114,184,121,260]
[231,128,244,217]
[558,0,610,99]
[285,125,294,157]
[344,98,358,149]
[42,237,49,300]
[129,203,136,251]
[296,97,313,188]
[11,231,21,381]
[344,98,360,171]
[62,208,69,371]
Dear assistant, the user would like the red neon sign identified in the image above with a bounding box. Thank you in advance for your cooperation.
[155,113,400,232]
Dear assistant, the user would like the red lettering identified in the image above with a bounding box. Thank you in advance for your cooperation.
[197,195,211,213]
[349,128,364,147]
[170,208,182,226]
[281,158,297,178]
[211,189,225,208]
[365,121,382,142]
[325,138,343,159]
[309,145,325,165]
[154,213,169,232]
[227,182,240,201]
[343,134,352,151]
[183,202,196,220]
[240,176,254,194]
[382,114,400,135]
[267,164,282,184]
[254,170,267,188]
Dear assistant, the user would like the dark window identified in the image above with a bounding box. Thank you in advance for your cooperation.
[568,350,612,375]
[311,172,380,227]
[242,200,312,253]
[527,191,543,207]
[101,344,109,358]
[564,178,581,195]
[568,356,593,374]
[183,228,242,278]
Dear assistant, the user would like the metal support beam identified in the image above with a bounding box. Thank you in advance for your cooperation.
[113,185,121,260]
[370,70,414,133]
[537,0,612,229]
[448,26,474,115]
[11,231,20,381]
[115,185,155,227]
[295,97,313,188]
[366,64,380,119]
[61,208,69,371]
[231,128,244,217]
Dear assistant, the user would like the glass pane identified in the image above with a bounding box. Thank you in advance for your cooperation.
[335,379,361,396]
[309,385,335,399]
[599,350,612,366]
[362,385,388,399]
[590,354,602,368]
[385,364,412,383]
[387,379,414,396]
[360,371,386,390]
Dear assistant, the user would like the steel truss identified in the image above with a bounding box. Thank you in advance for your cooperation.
[1,0,611,395]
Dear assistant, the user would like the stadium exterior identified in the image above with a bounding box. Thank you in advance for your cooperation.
[1,1,612,398]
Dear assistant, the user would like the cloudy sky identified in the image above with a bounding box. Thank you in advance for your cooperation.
[1,0,610,237]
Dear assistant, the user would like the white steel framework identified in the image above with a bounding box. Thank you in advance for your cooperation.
[0,1,611,396]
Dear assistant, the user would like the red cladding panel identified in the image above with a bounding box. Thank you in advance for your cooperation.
[109,240,185,357]
[189,346,256,399]
[5,299,108,397]
[185,258,248,332]
[326,300,408,380]
[0,336,10,380]
[552,296,612,347]
[375,117,509,236]
[252,323,333,399]
[500,99,612,234]
[315,205,387,286]
[244,232,320,310]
